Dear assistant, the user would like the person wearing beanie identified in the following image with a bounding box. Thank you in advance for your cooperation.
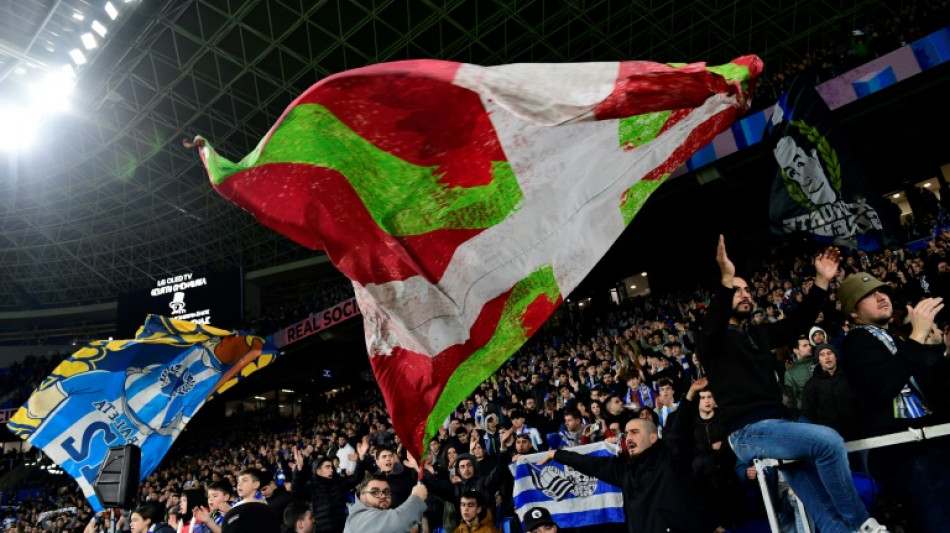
[839,271,950,532]
[801,343,860,439]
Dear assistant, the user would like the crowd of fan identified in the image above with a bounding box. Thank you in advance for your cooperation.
[750,2,950,112]
[4,224,950,532]
[0,355,68,410]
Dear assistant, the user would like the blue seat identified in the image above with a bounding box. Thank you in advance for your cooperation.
[432,528,445,533]
[852,471,880,514]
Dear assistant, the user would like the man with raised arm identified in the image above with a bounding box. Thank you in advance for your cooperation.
[536,378,708,533]
[343,475,427,533]
[700,236,886,533]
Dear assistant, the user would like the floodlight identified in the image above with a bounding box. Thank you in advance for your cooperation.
[104,1,118,20]
[30,71,75,114]
[91,20,107,37]
[73,12,85,21]
[0,107,40,151]
[69,49,87,65]
[81,33,98,50]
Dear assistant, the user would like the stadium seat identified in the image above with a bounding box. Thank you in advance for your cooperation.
[852,472,880,513]
[501,517,515,533]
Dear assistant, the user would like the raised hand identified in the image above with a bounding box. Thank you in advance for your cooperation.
[357,436,370,459]
[192,507,212,523]
[813,247,842,289]
[404,451,420,472]
[908,297,945,344]
[292,448,304,471]
[686,377,708,401]
[411,483,428,501]
[716,235,735,287]
[535,449,556,465]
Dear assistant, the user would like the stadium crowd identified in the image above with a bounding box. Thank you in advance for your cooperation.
[2,218,950,532]
[750,1,950,111]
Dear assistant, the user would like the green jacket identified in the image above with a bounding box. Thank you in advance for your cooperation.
[784,356,816,410]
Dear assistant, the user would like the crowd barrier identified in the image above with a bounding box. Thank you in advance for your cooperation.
[753,422,950,533]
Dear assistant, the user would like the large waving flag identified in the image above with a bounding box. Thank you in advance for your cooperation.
[6,316,279,511]
[509,442,624,527]
[195,58,761,458]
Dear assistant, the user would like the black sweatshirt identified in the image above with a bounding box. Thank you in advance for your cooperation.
[841,326,950,436]
[698,284,827,434]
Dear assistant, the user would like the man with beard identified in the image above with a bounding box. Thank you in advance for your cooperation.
[699,236,886,533]
[361,445,417,508]
[536,378,707,533]
[839,273,950,532]
[343,475,427,533]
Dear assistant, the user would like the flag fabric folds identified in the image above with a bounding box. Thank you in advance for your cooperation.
[509,443,624,527]
[767,73,893,251]
[195,57,762,459]
[6,316,278,511]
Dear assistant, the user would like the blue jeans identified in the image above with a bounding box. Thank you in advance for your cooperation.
[729,419,869,533]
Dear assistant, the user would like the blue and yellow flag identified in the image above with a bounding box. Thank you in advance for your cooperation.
[6,315,279,511]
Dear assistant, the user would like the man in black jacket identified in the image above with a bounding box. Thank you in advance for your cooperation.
[536,378,707,533]
[290,438,368,533]
[360,444,417,508]
[420,449,512,526]
[801,343,860,439]
[838,272,950,531]
[699,236,885,533]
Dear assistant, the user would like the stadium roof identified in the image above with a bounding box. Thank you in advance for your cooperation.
[0,0,937,319]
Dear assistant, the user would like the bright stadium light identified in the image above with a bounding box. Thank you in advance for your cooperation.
[91,20,107,37]
[104,1,118,20]
[81,33,98,50]
[30,71,75,115]
[69,49,87,65]
[0,107,41,151]
[72,12,85,21]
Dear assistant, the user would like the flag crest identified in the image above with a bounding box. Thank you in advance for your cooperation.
[196,58,761,458]
[7,316,278,510]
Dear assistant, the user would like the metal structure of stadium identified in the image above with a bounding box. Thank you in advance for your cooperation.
[0,0,938,342]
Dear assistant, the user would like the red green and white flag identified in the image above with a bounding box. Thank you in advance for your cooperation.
[195,57,761,459]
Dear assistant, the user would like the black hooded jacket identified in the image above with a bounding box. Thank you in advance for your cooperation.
[554,398,701,533]
[291,459,364,533]
[422,451,512,523]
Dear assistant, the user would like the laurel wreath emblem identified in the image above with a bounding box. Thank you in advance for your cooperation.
[779,119,841,211]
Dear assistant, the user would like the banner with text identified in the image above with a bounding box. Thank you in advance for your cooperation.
[273,298,361,348]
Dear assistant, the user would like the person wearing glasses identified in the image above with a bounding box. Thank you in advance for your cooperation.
[536,379,707,533]
[343,474,428,533]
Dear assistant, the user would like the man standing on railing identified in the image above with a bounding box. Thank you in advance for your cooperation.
[700,236,887,533]
[839,272,950,532]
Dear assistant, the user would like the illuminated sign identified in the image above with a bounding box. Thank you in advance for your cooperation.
[273,298,361,348]
[116,269,241,337]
